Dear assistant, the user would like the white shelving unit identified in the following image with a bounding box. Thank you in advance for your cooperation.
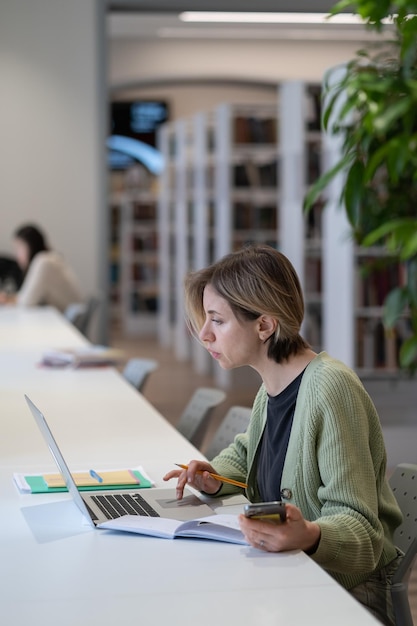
[157,88,326,387]
[157,101,280,387]
[157,118,195,361]
[279,81,324,353]
[191,111,213,375]
[157,80,411,384]
[213,102,279,387]
[118,190,159,336]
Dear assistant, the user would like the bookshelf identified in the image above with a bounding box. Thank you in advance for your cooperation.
[119,190,159,336]
[321,67,407,377]
[109,163,159,336]
[354,250,408,375]
[156,81,411,386]
[109,165,160,335]
[157,82,411,383]
[109,171,127,324]
[157,118,195,359]
[279,81,324,353]
[157,102,281,387]
[157,87,328,387]
[214,103,278,259]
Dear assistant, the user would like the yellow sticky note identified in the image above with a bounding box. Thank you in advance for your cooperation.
[43,470,139,488]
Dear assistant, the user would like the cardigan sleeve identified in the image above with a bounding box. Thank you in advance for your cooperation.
[305,364,402,575]
[209,431,249,496]
[208,384,266,497]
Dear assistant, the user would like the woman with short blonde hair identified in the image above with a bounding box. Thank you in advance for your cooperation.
[165,244,402,626]
[185,244,309,363]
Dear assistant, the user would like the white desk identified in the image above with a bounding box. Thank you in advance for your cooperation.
[0,308,380,626]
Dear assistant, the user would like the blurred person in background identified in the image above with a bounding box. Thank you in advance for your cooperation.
[0,224,82,312]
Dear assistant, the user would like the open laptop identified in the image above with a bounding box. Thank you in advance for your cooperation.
[24,395,215,527]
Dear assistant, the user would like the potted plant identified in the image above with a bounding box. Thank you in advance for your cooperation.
[305,0,417,370]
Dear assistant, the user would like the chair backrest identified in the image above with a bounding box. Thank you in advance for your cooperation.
[64,296,99,337]
[390,464,417,556]
[388,463,417,626]
[205,405,252,460]
[122,358,159,393]
[176,388,226,449]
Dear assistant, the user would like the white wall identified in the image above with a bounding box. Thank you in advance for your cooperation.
[112,83,277,119]
[109,37,361,93]
[0,0,106,338]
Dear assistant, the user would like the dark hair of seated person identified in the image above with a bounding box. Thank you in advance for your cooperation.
[14,224,49,271]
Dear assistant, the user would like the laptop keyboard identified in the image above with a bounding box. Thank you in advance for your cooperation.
[90,493,160,520]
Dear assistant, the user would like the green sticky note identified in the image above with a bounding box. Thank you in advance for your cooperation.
[25,470,152,494]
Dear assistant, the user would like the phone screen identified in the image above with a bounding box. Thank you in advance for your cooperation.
[244,502,286,524]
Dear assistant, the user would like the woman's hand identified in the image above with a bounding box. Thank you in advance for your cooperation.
[0,292,16,305]
[239,503,321,553]
[163,460,222,500]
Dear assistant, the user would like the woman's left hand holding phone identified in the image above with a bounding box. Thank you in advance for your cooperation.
[239,503,321,553]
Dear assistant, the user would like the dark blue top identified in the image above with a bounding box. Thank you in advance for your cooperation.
[257,370,305,502]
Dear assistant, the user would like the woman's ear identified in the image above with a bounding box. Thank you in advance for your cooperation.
[257,315,278,341]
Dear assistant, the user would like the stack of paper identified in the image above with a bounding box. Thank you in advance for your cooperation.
[13,467,153,494]
[40,346,125,368]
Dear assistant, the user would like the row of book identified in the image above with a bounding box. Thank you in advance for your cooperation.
[131,262,158,282]
[131,233,158,252]
[131,202,156,221]
[356,259,406,308]
[233,203,278,230]
[355,318,411,371]
[233,161,277,188]
[130,291,158,313]
[233,116,277,144]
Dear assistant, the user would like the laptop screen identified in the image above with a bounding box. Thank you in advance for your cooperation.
[24,395,94,527]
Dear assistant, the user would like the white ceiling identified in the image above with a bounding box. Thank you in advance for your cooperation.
[108,12,392,42]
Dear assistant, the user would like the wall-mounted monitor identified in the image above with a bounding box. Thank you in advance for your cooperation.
[108,100,169,171]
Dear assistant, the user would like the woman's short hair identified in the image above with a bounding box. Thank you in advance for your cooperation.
[185,244,309,364]
[14,224,49,267]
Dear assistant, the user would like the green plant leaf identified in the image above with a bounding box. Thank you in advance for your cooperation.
[322,89,344,131]
[373,97,412,134]
[344,160,365,226]
[303,154,352,212]
[364,140,395,182]
[401,230,417,259]
[383,287,408,327]
[386,138,409,183]
[399,336,417,368]
[316,0,417,373]
[329,0,357,16]
[406,258,417,308]
[362,218,416,248]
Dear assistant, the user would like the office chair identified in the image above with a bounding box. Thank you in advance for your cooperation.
[204,405,252,460]
[176,388,226,449]
[64,295,99,338]
[122,358,159,393]
[0,256,23,290]
[389,463,417,626]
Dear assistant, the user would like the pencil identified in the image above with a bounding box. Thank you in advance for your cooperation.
[175,463,248,490]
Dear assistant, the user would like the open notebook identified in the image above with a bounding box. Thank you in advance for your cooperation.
[99,513,247,544]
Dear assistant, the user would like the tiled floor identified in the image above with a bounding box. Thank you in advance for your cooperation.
[111,329,417,625]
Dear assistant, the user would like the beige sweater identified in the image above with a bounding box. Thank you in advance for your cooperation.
[211,352,402,589]
[17,251,82,313]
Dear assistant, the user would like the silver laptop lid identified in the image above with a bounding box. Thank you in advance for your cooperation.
[24,395,95,527]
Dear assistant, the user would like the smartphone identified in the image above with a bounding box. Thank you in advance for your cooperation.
[244,501,286,524]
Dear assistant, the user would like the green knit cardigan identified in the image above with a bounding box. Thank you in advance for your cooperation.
[211,352,402,589]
